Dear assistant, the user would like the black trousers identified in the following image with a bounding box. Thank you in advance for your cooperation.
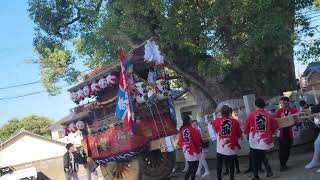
[224,156,240,172]
[217,153,236,180]
[252,149,272,179]
[279,138,293,167]
[185,161,199,180]
[248,148,264,171]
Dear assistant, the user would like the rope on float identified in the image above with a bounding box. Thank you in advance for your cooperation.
[152,102,168,137]
[147,103,162,139]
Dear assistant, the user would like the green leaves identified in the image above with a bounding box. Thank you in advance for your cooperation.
[0,116,54,142]
[28,0,302,98]
[295,2,320,64]
[33,35,77,95]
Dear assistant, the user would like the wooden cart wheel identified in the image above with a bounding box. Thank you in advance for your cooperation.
[142,150,176,180]
[100,157,143,180]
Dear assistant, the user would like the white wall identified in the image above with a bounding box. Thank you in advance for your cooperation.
[0,135,66,167]
[56,131,83,147]
[174,93,201,128]
[51,130,60,140]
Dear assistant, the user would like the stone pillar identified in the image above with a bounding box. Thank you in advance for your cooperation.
[243,94,256,115]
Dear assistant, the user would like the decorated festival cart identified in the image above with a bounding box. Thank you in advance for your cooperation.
[62,39,180,180]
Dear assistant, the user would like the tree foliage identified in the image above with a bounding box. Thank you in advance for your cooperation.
[295,0,320,64]
[27,0,318,109]
[0,115,54,142]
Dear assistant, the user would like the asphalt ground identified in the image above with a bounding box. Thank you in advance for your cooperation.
[168,143,320,180]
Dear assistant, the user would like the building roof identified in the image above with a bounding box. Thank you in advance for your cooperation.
[0,129,67,149]
[48,115,72,130]
[51,89,187,128]
[68,37,155,93]
[303,62,320,76]
[171,89,187,100]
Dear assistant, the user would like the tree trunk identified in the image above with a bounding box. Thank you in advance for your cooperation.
[166,54,296,114]
[162,0,296,114]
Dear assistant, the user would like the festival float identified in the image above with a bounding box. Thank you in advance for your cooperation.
[61,38,180,180]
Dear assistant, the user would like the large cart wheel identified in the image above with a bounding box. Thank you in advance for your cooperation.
[142,150,176,180]
[100,157,143,180]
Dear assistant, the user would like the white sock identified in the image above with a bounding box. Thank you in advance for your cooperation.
[182,160,188,172]
[196,170,201,176]
[200,152,210,174]
[202,171,210,177]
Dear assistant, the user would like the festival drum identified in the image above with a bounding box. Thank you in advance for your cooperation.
[276,114,298,128]
[135,82,147,103]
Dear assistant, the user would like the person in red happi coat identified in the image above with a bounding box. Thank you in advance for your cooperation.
[244,98,277,180]
[212,105,241,180]
[178,114,202,180]
[275,96,298,171]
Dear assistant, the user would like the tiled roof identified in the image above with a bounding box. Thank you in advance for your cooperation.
[303,62,320,76]
[0,129,66,149]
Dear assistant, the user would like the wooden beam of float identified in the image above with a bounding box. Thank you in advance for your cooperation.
[276,111,318,128]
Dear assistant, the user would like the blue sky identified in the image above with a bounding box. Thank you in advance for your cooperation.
[0,0,316,125]
[0,0,76,124]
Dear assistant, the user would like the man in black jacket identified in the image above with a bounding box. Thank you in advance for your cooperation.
[63,143,79,180]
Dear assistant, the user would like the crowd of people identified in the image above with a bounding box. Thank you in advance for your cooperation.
[178,97,320,180]
[61,96,320,180]
[63,143,99,180]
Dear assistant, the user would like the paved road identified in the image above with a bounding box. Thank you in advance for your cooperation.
[168,145,320,180]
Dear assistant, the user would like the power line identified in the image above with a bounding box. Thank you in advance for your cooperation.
[0,69,91,90]
[0,91,45,101]
[0,81,40,90]
[0,83,73,101]
[0,69,91,99]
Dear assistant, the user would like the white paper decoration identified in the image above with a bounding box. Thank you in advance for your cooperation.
[76,89,85,100]
[106,74,117,85]
[83,86,91,97]
[155,79,168,100]
[70,92,78,102]
[69,122,78,133]
[76,121,86,130]
[144,40,164,65]
[135,82,147,103]
[98,78,108,89]
[91,82,100,93]
[70,74,117,103]
[147,71,156,84]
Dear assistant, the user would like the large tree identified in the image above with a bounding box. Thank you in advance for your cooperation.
[0,115,54,142]
[27,0,317,112]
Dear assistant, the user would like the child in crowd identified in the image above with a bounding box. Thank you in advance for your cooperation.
[191,120,210,177]
[178,115,202,180]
